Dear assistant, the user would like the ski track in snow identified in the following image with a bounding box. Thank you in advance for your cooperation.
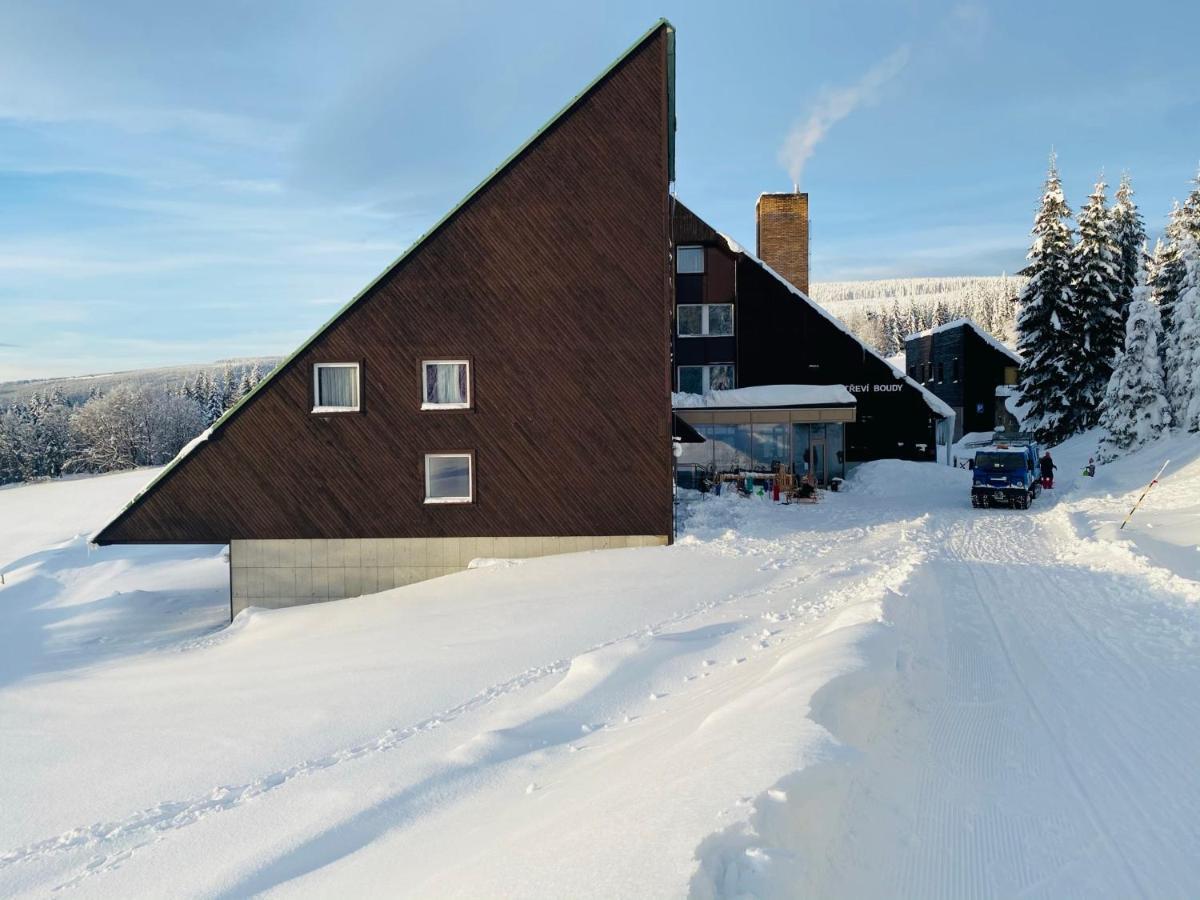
[6,443,1200,898]
[689,460,1200,900]
[1,513,923,894]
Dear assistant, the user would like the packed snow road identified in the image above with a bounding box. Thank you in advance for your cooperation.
[694,435,1200,900]
[1,434,1198,898]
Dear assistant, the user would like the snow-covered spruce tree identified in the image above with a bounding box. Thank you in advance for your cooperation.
[1110,174,1146,331]
[1070,177,1122,429]
[1017,156,1077,445]
[1097,255,1172,460]
[1146,236,1182,327]
[1165,232,1200,431]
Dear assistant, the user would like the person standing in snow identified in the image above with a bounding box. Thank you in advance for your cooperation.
[1083,457,1096,477]
[1040,452,1056,488]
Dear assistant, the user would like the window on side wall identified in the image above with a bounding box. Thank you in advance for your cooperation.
[312,363,360,412]
[952,358,960,382]
[678,363,735,394]
[676,245,705,274]
[424,453,473,503]
[677,304,734,337]
[422,360,470,409]
[937,362,945,383]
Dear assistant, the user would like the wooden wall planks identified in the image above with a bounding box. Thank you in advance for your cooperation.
[97,27,674,544]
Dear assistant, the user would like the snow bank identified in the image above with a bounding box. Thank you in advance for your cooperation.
[672,384,855,408]
[0,468,931,898]
[845,458,969,502]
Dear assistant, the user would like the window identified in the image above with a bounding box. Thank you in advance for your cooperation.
[952,358,960,382]
[424,453,473,503]
[677,245,705,274]
[678,363,735,394]
[422,360,470,409]
[312,363,360,412]
[937,362,945,383]
[677,304,734,337]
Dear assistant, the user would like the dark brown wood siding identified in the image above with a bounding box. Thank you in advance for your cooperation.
[97,26,673,544]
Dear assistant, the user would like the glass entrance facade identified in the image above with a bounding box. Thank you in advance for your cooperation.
[677,421,846,484]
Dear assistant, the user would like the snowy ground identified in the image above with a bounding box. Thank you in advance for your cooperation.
[1,435,1198,898]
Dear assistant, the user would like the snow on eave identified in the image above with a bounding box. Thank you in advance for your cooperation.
[672,384,856,409]
[905,317,1022,365]
[715,232,956,421]
[88,426,214,545]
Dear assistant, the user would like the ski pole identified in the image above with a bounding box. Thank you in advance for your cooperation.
[1120,459,1169,530]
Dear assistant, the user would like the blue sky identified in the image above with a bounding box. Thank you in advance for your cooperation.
[2,0,1198,380]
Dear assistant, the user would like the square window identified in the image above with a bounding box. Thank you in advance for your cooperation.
[676,245,705,274]
[424,453,473,503]
[678,364,735,394]
[707,304,734,336]
[677,306,703,336]
[422,360,470,409]
[677,304,733,338]
[708,364,735,391]
[313,363,360,412]
[678,366,704,394]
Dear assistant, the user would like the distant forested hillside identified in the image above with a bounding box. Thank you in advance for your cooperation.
[0,358,279,484]
[810,275,1025,356]
[0,357,281,407]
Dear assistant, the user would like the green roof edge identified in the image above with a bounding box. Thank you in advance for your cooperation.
[94,18,676,541]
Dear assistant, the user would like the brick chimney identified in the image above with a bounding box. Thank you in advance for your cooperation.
[756,192,810,294]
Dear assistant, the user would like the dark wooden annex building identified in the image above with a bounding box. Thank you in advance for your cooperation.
[904,318,1021,441]
[671,199,954,484]
[96,22,678,616]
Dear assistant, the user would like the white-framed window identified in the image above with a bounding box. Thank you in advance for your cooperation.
[424,453,473,504]
[676,245,705,274]
[312,363,360,412]
[678,364,735,395]
[422,359,470,409]
[677,304,734,337]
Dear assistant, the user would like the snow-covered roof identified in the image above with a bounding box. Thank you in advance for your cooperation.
[716,233,956,421]
[672,384,855,409]
[905,317,1022,365]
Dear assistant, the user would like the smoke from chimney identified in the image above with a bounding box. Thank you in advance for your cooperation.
[778,45,910,188]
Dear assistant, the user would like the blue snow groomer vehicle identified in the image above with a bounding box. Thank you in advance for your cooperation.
[970,434,1042,509]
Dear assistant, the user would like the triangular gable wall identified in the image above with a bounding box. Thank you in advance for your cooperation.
[97,22,674,544]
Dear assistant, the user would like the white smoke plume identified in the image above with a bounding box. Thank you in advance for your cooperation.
[779,45,911,189]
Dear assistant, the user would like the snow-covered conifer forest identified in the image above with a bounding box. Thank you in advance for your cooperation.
[810,275,1026,356]
[0,360,276,484]
[1014,159,1200,456]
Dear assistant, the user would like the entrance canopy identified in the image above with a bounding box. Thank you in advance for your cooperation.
[672,384,856,427]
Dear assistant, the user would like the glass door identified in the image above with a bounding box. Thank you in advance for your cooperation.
[809,439,827,485]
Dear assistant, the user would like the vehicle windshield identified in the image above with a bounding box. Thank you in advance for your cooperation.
[976,451,1026,472]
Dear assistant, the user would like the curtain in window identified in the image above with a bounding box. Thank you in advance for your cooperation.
[318,366,357,408]
[426,363,467,404]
